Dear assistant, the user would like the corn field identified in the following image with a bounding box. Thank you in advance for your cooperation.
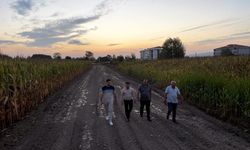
[117,56,250,128]
[0,59,91,129]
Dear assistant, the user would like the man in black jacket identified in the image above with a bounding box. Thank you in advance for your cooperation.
[138,79,152,121]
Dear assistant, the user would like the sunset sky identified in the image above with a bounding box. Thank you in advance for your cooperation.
[0,0,250,58]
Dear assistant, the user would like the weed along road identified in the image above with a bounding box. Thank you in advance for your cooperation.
[0,65,249,150]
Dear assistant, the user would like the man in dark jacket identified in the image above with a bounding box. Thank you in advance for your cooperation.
[138,79,152,121]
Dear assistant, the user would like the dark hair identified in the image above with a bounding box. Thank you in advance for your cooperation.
[125,82,130,84]
[106,79,111,82]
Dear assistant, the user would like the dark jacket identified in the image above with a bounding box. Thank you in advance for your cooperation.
[138,84,151,101]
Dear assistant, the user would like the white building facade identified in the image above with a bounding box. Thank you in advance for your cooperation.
[214,44,250,56]
[140,47,163,60]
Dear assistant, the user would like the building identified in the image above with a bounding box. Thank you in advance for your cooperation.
[140,46,163,60]
[214,44,250,56]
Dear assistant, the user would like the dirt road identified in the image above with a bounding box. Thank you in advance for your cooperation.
[0,65,249,150]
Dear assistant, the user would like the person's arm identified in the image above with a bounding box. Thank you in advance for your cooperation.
[164,87,168,105]
[100,92,103,104]
[164,93,168,105]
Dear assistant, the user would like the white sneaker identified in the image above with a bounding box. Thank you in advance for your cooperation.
[105,116,109,121]
[109,121,113,126]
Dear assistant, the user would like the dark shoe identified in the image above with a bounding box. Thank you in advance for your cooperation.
[173,120,178,124]
[166,115,169,120]
[147,118,152,122]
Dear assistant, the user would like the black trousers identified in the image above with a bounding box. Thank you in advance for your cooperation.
[140,100,151,119]
[124,100,133,120]
[167,103,178,121]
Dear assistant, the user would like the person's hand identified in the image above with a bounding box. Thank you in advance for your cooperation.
[163,99,167,105]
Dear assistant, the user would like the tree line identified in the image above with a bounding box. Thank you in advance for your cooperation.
[96,53,136,63]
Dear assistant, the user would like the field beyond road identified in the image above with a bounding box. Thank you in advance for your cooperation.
[0,65,249,150]
[117,56,250,128]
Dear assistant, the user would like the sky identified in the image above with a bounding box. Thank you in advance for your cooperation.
[0,0,250,58]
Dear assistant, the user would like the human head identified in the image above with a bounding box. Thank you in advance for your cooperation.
[125,82,130,89]
[106,79,111,86]
[171,81,176,88]
[143,79,148,85]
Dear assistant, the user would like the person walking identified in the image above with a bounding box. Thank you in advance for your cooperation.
[121,82,136,122]
[164,81,183,123]
[100,79,117,126]
[138,79,152,122]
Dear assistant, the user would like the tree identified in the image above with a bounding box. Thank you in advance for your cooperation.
[0,53,12,59]
[221,49,234,56]
[85,51,94,60]
[107,55,112,61]
[117,55,124,62]
[125,55,131,60]
[53,52,62,59]
[31,54,52,59]
[131,53,136,60]
[160,38,185,59]
[65,56,72,59]
[97,55,112,63]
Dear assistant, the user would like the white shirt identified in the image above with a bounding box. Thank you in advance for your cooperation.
[121,87,135,100]
[165,85,181,103]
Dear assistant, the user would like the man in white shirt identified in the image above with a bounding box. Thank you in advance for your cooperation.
[164,81,183,123]
[121,82,136,122]
[100,79,117,126]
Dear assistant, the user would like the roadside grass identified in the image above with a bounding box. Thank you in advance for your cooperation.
[0,59,91,129]
[117,56,250,129]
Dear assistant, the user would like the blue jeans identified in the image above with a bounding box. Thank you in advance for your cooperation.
[167,103,178,121]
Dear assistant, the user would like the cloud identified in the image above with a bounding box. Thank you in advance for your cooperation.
[68,39,89,45]
[26,35,78,47]
[94,0,126,15]
[11,0,33,16]
[50,12,61,17]
[195,31,250,45]
[20,16,100,39]
[19,15,100,47]
[11,0,124,47]
[180,19,238,33]
[107,43,122,46]
[230,31,250,37]
[11,0,46,16]
[0,40,23,45]
[94,0,112,15]
[16,0,123,47]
